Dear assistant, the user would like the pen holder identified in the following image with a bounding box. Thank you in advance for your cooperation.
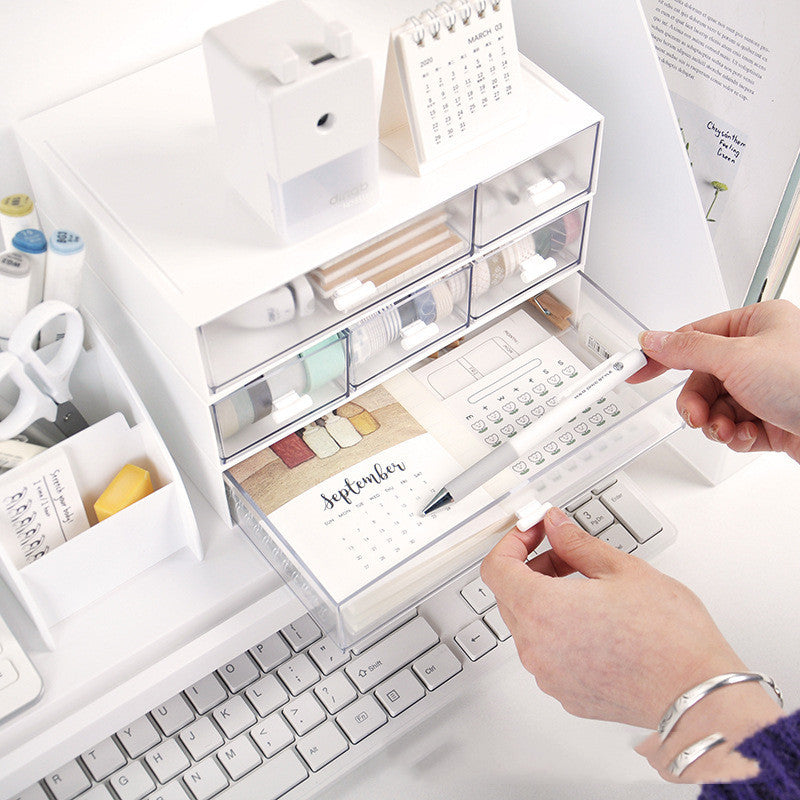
[203,0,379,242]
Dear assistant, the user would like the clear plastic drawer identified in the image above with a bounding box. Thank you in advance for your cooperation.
[474,123,599,246]
[347,263,471,388]
[224,271,685,649]
[470,204,588,320]
[212,333,348,460]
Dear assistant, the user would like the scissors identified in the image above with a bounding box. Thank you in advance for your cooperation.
[0,301,89,441]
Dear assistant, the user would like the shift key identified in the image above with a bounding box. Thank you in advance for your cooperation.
[345,618,439,692]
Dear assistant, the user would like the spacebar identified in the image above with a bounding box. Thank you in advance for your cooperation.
[345,617,439,692]
[204,749,308,800]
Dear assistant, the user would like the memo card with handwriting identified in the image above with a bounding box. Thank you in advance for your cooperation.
[379,0,524,174]
[227,385,502,603]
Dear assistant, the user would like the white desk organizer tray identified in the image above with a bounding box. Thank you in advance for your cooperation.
[15,44,602,399]
[0,318,201,649]
[470,202,589,320]
[224,271,686,650]
[474,122,599,247]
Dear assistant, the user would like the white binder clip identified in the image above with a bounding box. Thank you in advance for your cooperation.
[514,497,553,531]
[270,390,314,424]
[332,278,377,312]
[400,319,440,351]
[519,254,557,284]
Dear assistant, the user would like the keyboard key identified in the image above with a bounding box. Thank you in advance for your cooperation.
[375,669,425,716]
[10,785,48,800]
[144,783,189,800]
[484,607,511,641]
[307,637,350,675]
[600,485,663,542]
[216,653,260,694]
[44,761,90,800]
[565,492,591,512]
[591,476,617,494]
[249,634,291,672]
[277,654,320,696]
[314,671,358,714]
[250,713,294,757]
[296,720,349,772]
[0,658,19,688]
[184,674,227,715]
[572,498,615,535]
[180,717,224,761]
[345,617,439,692]
[146,738,191,783]
[283,692,326,735]
[182,758,228,800]
[280,616,322,652]
[597,523,638,553]
[212,695,257,739]
[460,578,495,614]
[237,750,308,800]
[73,786,113,800]
[245,674,288,717]
[152,694,195,736]
[455,620,497,661]
[336,696,387,743]
[413,643,462,689]
[81,737,126,781]
[116,715,161,758]
[215,734,262,780]
[109,761,156,800]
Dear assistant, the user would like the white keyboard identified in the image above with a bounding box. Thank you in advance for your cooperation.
[12,472,674,800]
[0,610,43,725]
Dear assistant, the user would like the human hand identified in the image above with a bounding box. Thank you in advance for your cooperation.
[480,508,783,781]
[630,299,800,463]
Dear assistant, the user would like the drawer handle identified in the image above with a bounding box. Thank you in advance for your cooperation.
[519,254,557,284]
[400,319,440,351]
[270,390,314,424]
[526,179,567,207]
[332,278,377,312]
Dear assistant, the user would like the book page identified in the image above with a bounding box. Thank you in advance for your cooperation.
[640,0,800,304]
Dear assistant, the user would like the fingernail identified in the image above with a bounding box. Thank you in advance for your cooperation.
[680,407,694,428]
[546,507,571,526]
[737,424,756,443]
[639,330,670,353]
[707,425,721,442]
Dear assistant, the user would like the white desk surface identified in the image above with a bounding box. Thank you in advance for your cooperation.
[2,437,798,799]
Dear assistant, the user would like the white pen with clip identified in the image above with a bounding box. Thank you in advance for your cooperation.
[421,348,648,515]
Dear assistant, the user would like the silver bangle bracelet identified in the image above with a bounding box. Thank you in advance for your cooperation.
[667,732,727,778]
[658,672,783,743]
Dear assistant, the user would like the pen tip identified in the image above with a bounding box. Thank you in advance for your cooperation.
[421,489,454,515]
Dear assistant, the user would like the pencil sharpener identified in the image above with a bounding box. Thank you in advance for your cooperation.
[203,0,379,242]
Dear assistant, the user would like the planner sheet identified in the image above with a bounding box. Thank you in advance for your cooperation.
[227,385,504,603]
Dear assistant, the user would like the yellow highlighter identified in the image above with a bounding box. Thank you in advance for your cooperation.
[94,464,154,522]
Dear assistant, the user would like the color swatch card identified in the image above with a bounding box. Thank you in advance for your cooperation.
[380,0,524,173]
[227,386,505,603]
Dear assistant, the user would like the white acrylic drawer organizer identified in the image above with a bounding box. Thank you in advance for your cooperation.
[0,315,201,649]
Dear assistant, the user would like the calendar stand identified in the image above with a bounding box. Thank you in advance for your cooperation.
[379,0,525,175]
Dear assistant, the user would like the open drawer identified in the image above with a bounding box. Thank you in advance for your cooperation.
[224,270,685,649]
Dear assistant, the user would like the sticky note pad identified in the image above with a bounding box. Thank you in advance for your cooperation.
[94,464,154,522]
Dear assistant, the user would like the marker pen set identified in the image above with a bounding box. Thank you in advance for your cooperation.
[0,193,86,344]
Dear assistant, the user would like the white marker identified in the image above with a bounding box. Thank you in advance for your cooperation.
[421,348,647,514]
[40,230,86,344]
[0,194,40,250]
[0,251,34,341]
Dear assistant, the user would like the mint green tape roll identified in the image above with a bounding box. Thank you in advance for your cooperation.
[301,334,346,391]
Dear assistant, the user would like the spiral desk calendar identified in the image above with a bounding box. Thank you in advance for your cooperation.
[380,0,524,174]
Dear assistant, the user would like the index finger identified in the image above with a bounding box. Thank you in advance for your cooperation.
[480,523,545,602]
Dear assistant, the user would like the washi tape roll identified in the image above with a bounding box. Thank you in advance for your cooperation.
[266,358,308,399]
[214,378,273,439]
[289,275,316,317]
[446,269,469,302]
[533,227,552,258]
[301,334,346,391]
[471,257,492,297]
[412,288,437,325]
[430,280,454,320]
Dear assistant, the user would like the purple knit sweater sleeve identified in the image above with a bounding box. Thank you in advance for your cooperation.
[698,710,800,799]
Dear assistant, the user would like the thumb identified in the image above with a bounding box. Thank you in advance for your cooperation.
[639,329,738,378]
[544,507,626,579]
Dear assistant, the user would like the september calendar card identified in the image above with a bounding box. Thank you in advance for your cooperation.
[227,385,500,602]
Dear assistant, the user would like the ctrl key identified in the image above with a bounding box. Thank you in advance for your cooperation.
[412,643,462,690]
